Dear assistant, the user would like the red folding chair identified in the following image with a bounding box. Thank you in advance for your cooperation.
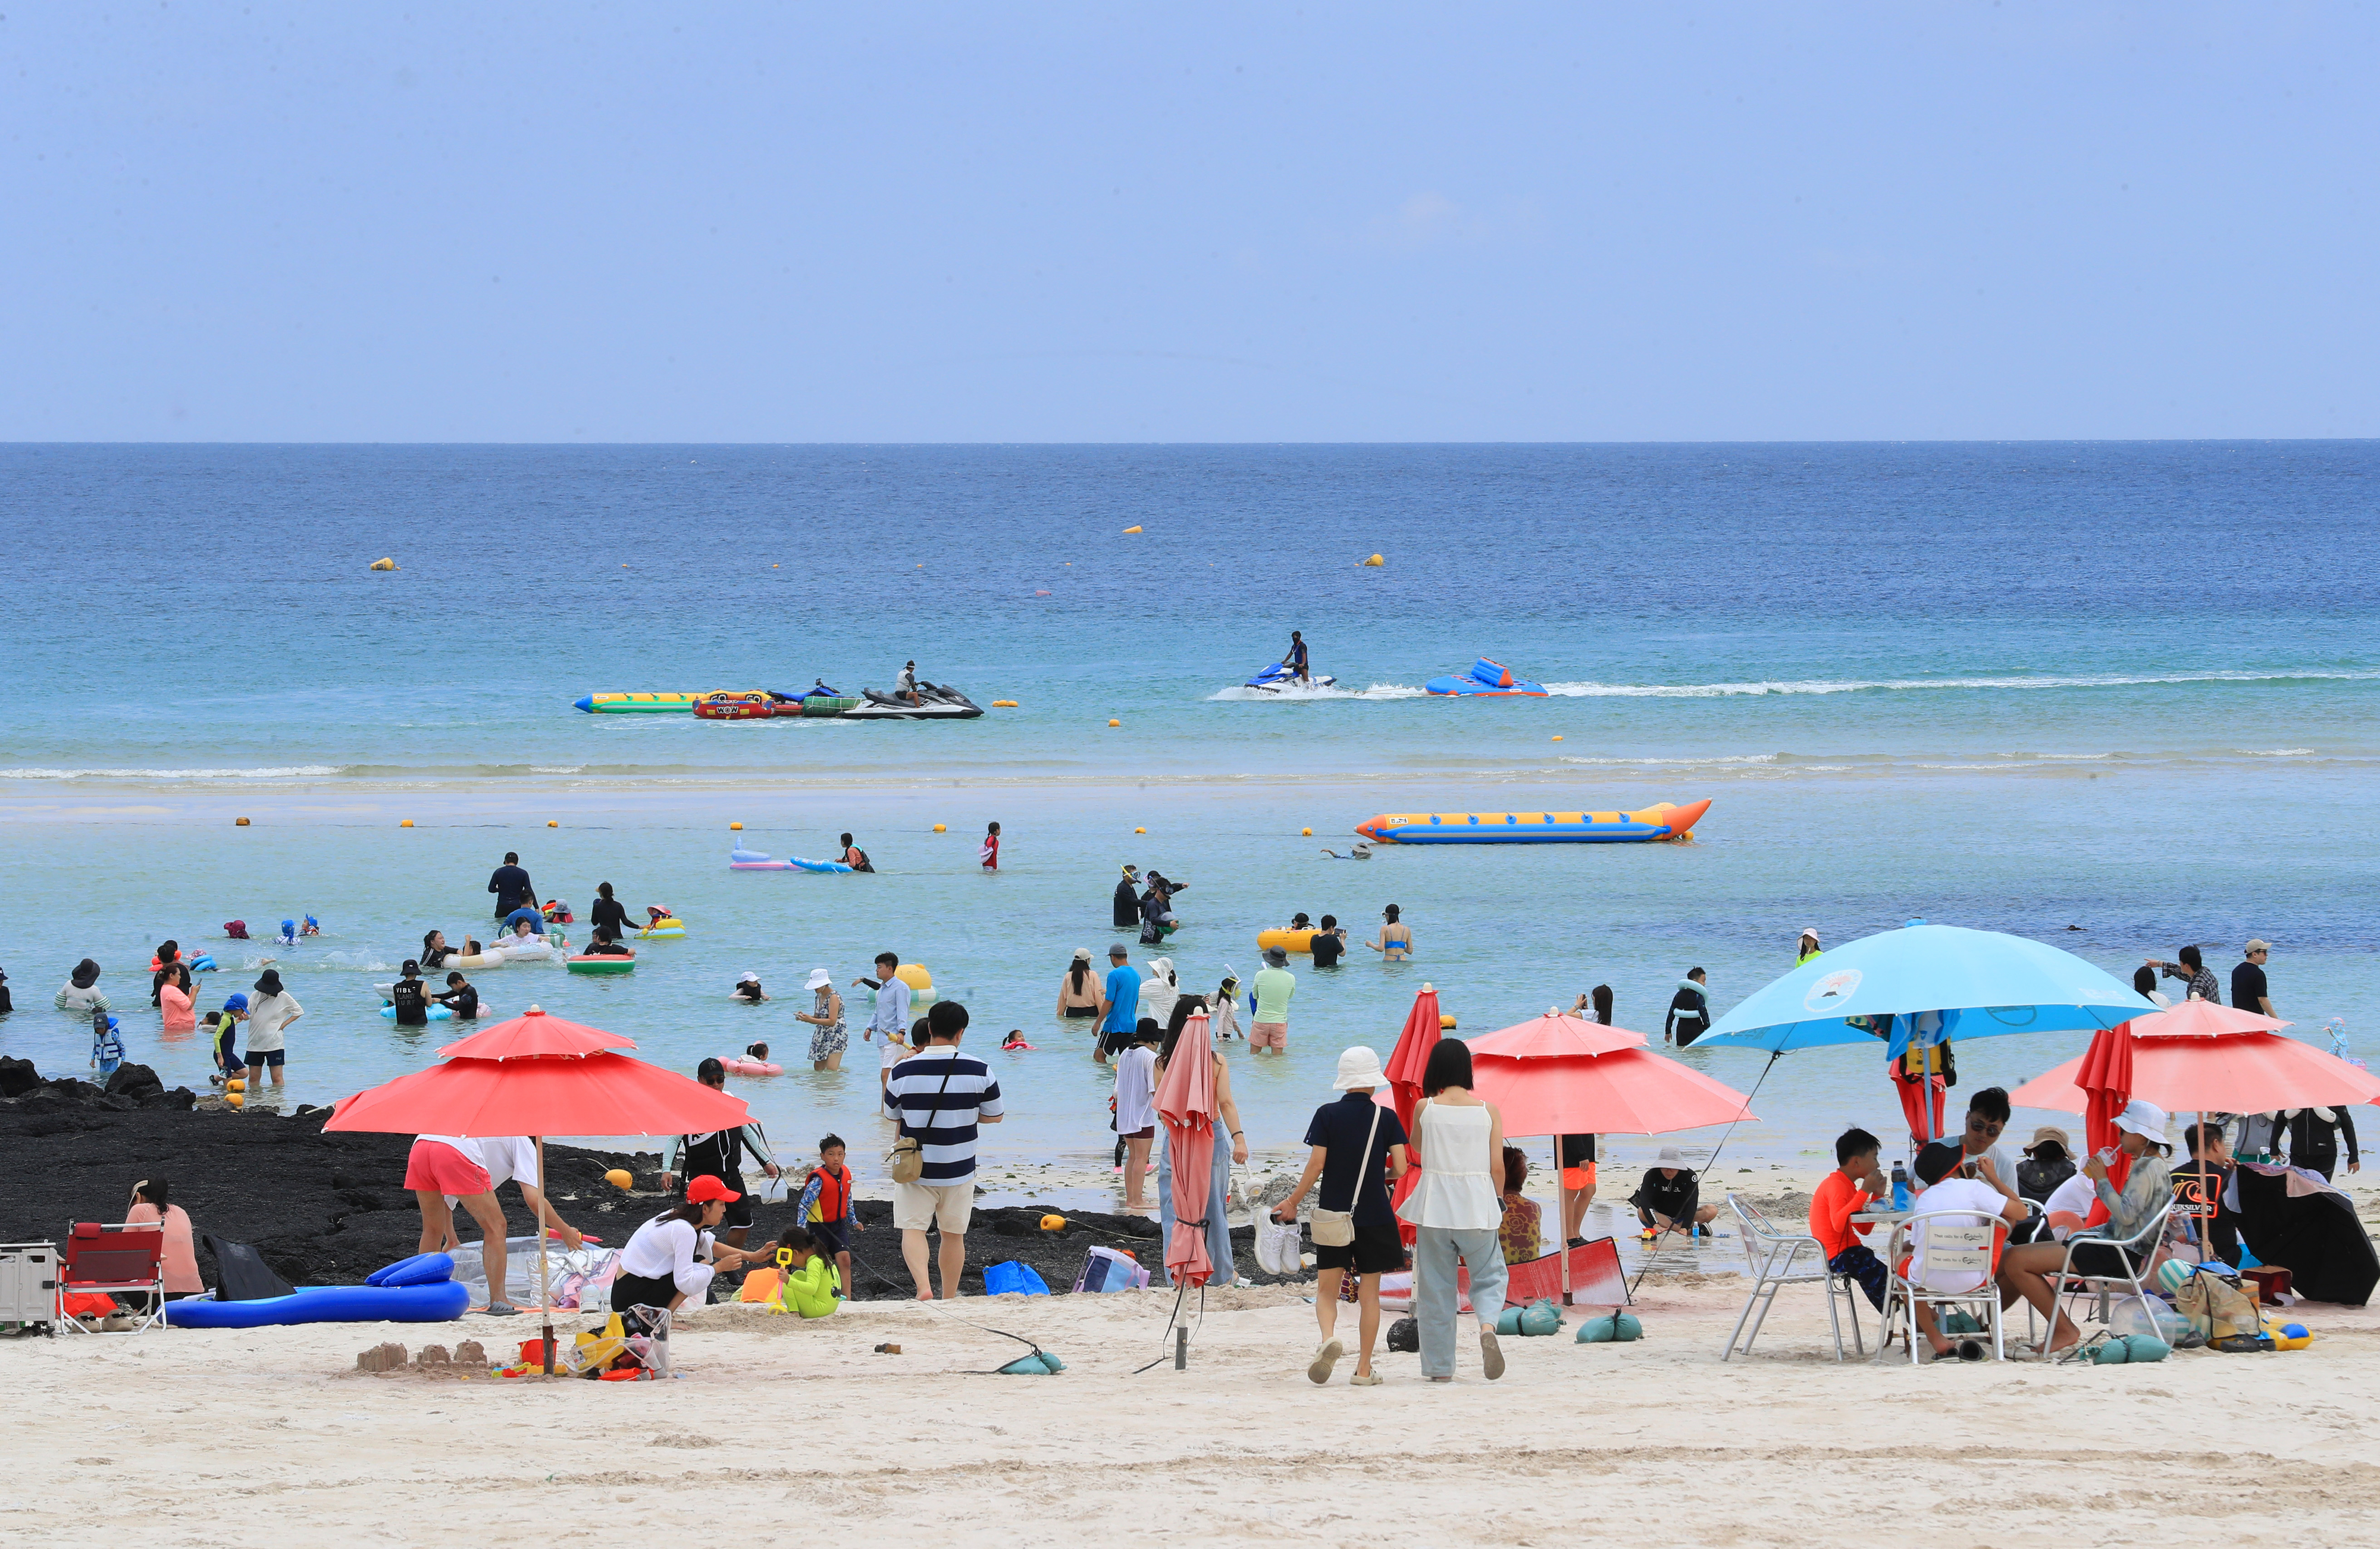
[57,1222,167,1334]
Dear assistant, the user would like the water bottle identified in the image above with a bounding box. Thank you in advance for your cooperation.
[1890,1160,1912,1212]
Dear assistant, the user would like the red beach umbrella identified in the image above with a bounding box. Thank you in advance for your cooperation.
[1382,985,1445,1233]
[326,1023,749,1371]
[1465,1009,1650,1061]
[1155,1012,1219,1288]
[2011,1021,2380,1117]
[436,1005,638,1061]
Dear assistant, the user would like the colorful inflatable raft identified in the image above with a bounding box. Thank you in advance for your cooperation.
[577,692,747,713]
[729,848,853,873]
[1425,659,1548,697]
[1355,798,1710,845]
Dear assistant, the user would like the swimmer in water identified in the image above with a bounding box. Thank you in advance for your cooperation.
[1366,904,1412,960]
[746,1041,772,1064]
[734,973,769,1003]
[1002,1029,1033,1051]
[300,915,321,937]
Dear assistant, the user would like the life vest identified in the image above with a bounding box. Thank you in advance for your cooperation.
[810,1164,852,1223]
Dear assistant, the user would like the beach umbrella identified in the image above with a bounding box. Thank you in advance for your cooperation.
[436,1006,637,1061]
[1418,1026,1754,1304]
[1154,1011,1218,1291]
[1694,922,2157,1145]
[1382,984,1445,1232]
[2011,1018,2380,1117]
[327,1006,749,1371]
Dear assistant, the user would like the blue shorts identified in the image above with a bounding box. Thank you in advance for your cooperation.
[809,1219,849,1255]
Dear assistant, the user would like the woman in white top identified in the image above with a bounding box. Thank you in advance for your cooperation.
[1396,1037,1510,1382]
[609,1177,767,1315]
[1139,957,1180,1031]
[243,970,303,1087]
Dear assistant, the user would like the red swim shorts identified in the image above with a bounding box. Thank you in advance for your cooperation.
[403,1139,493,1196]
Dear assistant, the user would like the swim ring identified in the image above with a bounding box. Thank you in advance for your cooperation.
[637,917,687,938]
[721,1056,782,1075]
[151,953,218,974]
[379,1001,491,1021]
[1256,929,1319,953]
[1355,798,1711,846]
[566,954,636,975]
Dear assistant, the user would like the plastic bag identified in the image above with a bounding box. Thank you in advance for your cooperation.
[2110,1293,2204,1349]
[447,1237,619,1310]
[1254,1214,1304,1277]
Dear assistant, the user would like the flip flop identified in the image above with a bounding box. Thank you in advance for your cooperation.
[481,1302,521,1317]
[1479,1329,1507,1381]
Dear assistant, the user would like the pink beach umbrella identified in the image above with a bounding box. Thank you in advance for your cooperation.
[1155,1011,1219,1288]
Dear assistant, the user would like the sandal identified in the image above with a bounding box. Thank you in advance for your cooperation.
[1349,1371,1384,1387]
[1479,1329,1507,1381]
[1307,1338,1344,1385]
[481,1302,521,1317]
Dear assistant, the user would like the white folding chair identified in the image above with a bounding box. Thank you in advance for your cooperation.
[1878,1210,2011,1364]
[2027,1197,2178,1355]
[1723,1193,1867,1361]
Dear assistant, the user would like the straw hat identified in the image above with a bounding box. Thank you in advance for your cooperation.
[1333,1046,1387,1090]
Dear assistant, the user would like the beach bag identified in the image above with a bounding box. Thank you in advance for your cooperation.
[983,1260,1050,1297]
[1073,1245,1150,1293]
[1309,1102,1384,1249]
[1254,1209,1304,1276]
[2174,1266,2260,1341]
[887,1056,956,1185]
[202,1233,294,1302]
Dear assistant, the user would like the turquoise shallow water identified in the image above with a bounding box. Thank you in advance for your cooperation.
[1,443,2375,1208]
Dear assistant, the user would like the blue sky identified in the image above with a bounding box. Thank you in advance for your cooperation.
[2,4,2370,441]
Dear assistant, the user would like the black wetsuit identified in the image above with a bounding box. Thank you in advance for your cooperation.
[488,864,534,920]
[1114,877,1141,929]
[590,896,634,940]
[436,983,478,1019]
[390,977,430,1027]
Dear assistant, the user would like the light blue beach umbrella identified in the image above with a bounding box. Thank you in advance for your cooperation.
[1695,922,2158,1143]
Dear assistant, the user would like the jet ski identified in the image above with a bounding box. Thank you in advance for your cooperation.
[1244,661,1336,692]
[844,680,985,720]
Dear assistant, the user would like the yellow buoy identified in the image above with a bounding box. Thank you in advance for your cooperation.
[1552,735,1564,742]
[991,700,1019,707]
[1439,1014,1458,1031]
[547,820,558,827]
[729,821,743,830]
[369,557,397,571]
[1122,525,1142,534]
[234,817,250,826]
[1135,826,1146,834]
[225,1092,244,1109]
[400,819,414,827]
[1363,553,1383,566]
[1108,719,1120,728]
[604,1168,633,1190]
[1039,1214,1067,1232]
[932,823,947,833]
[1301,827,1313,836]
[226,1077,245,1092]
[894,963,934,994]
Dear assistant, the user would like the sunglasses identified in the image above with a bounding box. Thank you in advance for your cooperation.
[1965,1117,2004,1136]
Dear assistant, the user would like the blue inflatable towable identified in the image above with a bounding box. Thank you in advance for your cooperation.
[1424,658,1549,697]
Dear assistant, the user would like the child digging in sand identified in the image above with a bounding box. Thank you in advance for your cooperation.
[771,1225,843,1318]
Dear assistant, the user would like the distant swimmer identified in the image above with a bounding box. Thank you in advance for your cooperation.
[1287,630,1310,683]
[838,833,875,873]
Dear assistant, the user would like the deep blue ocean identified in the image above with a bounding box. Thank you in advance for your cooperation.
[2,443,2374,1215]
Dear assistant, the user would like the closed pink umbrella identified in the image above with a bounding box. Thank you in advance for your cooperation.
[1382,984,1446,1237]
[1155,1011,1219,1288]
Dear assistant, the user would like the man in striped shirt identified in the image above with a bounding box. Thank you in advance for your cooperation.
[884,1000,1004,1300]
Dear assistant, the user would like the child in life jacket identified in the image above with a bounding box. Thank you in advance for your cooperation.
[768,1227,842,1318]
[90,1011,125,1078]
[795,1134,861,1298]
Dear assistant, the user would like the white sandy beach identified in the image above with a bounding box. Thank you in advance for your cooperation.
[11,1265,2380,1549]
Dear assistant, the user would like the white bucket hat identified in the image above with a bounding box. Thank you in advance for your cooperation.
[1333,1046,1387,1090]
[1656,1144,1686,1165]
[2113,1099,2170,1146]
[805,968,831,990]
[738,972,760,986]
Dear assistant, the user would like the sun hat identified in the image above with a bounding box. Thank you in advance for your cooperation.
[2246,938,2272,954]
[2113,1099,2170,1146]
[71,958,101,988]
[253,969,283,995]
[2024,1125,2072,1155]
[806,968,831,990]
[1332,1046,1387,1090]
[738,972,760,986]
[1072,947,1092,962]
[1264,946,1289,967]
[223,993,249,1012]
[1798,927,1820,941]
[685,1175,740,1203]
[1656,1145,1686,1165]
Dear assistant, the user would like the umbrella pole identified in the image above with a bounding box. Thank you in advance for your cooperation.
[2200,1109,2215,1266]
[1553,1137,1571,1306]
[537,1136,554,1375]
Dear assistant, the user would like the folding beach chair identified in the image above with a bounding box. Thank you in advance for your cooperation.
[57,1222,167,1335]
[2027,1197,2177,1356]
[1877,1209,2011,1364]
[1723,1193,1866,1362]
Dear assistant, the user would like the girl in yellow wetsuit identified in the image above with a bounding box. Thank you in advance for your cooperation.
[772,1227,843,1318]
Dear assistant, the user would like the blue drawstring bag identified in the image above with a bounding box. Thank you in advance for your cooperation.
[997,1349,1065,1374]
[983,1260,1050,1297]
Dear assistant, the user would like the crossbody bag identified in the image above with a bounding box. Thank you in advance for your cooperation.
[1308,1101,1385,1248]
[887,1055,958,1184]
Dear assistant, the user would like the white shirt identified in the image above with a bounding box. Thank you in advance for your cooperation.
[1907,1177,2006,1293]
[245,991,302,1052]
[2043,1173,2096,1238]
[869,975,912,1040]
[1113,1046,1158,1133]
[617,1215,712,1280]
[1397,1102,1501,1230]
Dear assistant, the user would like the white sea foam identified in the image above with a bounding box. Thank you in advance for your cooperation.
[0,764,343,780]
[1207,681,1425,701]
[1535,669,2380,698]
